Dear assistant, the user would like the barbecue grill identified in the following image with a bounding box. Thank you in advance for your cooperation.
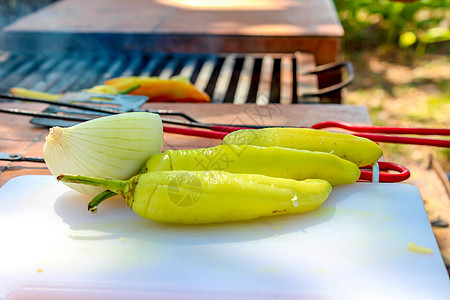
[0,0,353,105]
[0,50,353,104]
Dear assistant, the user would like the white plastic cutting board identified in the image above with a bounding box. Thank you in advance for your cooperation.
[0,175,448,300]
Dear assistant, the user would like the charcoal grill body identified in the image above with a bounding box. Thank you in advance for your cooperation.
[0,0,349,103]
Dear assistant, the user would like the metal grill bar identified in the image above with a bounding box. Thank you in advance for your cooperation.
[120,55,143,78]
[178,56,198,81]
[139,54,162,77]
[256,55,274,105]
[158,56,180,79]
[234,56,254,105]
[31,57,75,92]
[280,56,293,104]
[212,54,236,103]
[100,55,125,81]
[15,56,61,90]
[69,56,110,91]
[296,52,319,102]
[194,55,217,94]
[0,54,26,78]
[50,57,92,93]
[0,51,321,104]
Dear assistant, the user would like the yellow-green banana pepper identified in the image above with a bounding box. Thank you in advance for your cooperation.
[143,145,360,186]
[222,128,383,167]
[58,171,332,224]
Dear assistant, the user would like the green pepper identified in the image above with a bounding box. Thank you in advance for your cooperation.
[222,128,383,167]
[143,145,360,186]
[58,171,332,224]
[91,144,358,206]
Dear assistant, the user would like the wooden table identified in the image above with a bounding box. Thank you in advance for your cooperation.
[2,0,344,101]
[0,103,371,187]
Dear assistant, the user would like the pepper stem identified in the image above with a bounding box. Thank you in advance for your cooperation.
[88,190,117,213]
[58,173,139,211]
[57,174,127,195]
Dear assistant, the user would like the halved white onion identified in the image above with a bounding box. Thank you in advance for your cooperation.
[43,112,164,196]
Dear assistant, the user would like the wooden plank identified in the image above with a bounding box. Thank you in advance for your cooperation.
[0,102,51,186]
[3,0,174,33]
[5,0,343,37]
[155,0,343,37]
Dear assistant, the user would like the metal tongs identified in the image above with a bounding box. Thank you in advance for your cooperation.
[0,92,199,126]
[0,152,44,163]
[1,93,449,183]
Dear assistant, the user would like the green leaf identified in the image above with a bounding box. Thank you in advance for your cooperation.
[421,27,450,44]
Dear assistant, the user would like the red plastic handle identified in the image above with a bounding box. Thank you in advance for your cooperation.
[163,125,227,139]
[359,162,410,183]
[312,121,450,148]
[354,132,450,148]
[312,121,450,135]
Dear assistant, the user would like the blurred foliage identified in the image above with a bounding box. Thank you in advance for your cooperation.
[333,0,450,56]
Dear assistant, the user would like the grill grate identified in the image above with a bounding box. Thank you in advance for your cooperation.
[0,51,321,104]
